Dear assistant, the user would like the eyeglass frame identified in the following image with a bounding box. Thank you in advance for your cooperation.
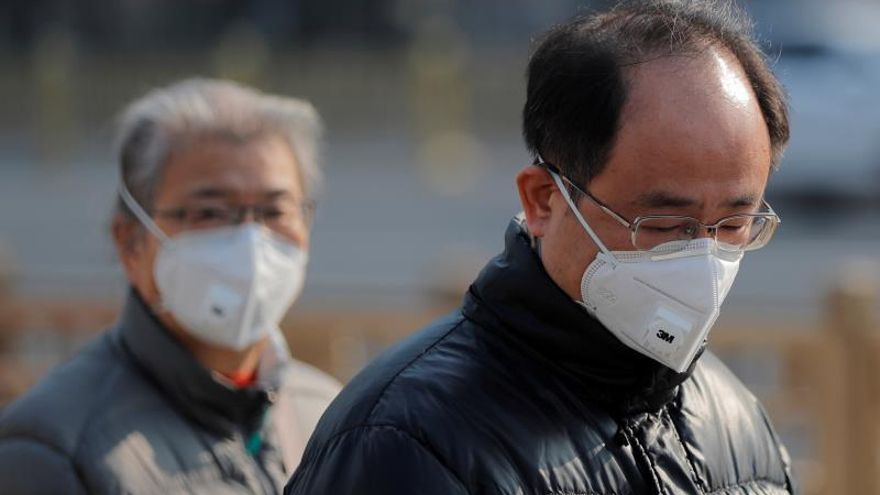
[151,200,317,229]
[538,161,780,252]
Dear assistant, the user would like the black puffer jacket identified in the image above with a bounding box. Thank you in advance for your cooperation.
[286,219,796,495]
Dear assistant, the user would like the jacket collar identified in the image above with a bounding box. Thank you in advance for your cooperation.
[462,218,697,415]
[113,290,274,435]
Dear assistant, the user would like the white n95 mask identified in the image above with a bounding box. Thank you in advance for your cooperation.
[119,184,307,350]
[549,172,743,373]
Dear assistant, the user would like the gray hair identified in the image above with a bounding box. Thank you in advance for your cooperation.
[115,78,323,221]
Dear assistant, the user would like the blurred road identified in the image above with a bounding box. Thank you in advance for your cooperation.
[2,133,878,322]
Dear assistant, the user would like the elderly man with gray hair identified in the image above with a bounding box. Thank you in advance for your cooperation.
[0,78,340,493]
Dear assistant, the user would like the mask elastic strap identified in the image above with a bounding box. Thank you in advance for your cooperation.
[118,182,170,243]
[537,154,616,265]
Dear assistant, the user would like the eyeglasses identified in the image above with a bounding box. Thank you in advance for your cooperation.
[543,163,780,252]
[152,201,316,231]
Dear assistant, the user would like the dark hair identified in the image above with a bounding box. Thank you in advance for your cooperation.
[522,0,790,186]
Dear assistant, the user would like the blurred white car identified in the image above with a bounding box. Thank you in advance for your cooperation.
[748,0,880,203]
[770,44,880,202]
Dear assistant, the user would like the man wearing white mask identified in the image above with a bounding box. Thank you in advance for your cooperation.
[0,78,340,493]
[287,1,797,494]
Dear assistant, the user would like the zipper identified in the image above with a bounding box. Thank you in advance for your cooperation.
[250,449,277,495]
[616,414,666,495]
[614,424,631,446]
[243,392,278,494]
[614,416,636,447]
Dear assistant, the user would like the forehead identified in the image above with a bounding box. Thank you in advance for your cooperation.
[592,47,772,207]
[154,134,302,204]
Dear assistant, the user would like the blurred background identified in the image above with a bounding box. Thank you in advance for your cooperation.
[1,0,880,493]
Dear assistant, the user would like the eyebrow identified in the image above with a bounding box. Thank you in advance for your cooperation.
[635,191,760,209]
[187,187,231,199]
[186,187,293,200]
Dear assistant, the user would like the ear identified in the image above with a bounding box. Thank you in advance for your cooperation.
[111,215,144,281]
[516,165,557,238]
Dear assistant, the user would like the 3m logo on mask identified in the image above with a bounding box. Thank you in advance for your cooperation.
[641,306,692,362]
[656,329,675,344]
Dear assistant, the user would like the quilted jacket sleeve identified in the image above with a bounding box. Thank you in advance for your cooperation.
[285,425,469,495]
[0,437,87,494]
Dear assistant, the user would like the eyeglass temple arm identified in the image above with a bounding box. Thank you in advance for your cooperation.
[535,154,618,259]
[118,183,170,242]
[534,156,633,230]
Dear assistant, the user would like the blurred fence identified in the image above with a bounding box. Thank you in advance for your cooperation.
[709,271,880,495]
[0,269,879,495]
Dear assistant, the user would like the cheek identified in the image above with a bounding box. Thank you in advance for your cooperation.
[142,241,160,278]
[595,227,634,252]
[541,211,602,293]
[292,222,310,249]
[275,222,310,251]
[129,238,162,302]
[555,214,596,262]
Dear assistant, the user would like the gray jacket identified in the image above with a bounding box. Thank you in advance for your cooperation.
[0,291,340,494]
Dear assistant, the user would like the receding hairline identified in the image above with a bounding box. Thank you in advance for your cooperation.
[522,1,789,186]
[618,45,759,117]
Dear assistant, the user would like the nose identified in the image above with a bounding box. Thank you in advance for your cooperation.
[699,225,717,239]
[238,205,259,224]
[686,224,715,239]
